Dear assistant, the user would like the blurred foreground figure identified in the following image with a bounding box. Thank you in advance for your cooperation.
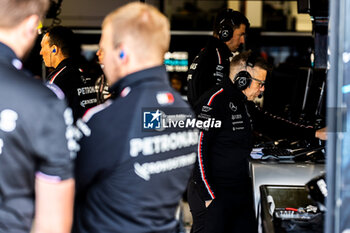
[0,0,76,232]
[73,2,197,233]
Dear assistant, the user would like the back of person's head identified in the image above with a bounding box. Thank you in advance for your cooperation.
[0,0,49,28]
[230,50,272,86]
[102,2,170,63]
[213,9,250,37]
[46,26,80,58]
[230,50,271,73]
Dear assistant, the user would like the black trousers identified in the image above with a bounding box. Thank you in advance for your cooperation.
[187,179,257,233]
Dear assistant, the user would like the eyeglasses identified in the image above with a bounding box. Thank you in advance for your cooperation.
[251,77,265,88]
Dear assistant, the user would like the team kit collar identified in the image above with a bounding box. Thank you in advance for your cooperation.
[110,65,169,97]
[49,58,72,76]
[47,58,73,84]
[54,58,71,71]
[208,37,232,58]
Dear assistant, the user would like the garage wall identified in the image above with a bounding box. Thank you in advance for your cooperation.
[44,0,162,27]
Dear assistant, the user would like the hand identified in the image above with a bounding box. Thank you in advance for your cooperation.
[316,127,327,141]
[205,200,212,208]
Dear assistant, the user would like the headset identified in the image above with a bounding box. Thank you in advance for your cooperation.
[218,9,235,42]
[52,48,56,53]
[233,54,256,90]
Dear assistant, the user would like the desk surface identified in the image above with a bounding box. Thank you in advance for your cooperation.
[250,160,326,215]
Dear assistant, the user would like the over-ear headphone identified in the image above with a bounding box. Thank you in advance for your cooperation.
[233,53,256,90]
[234,71,252,90]
[52,48,56,53]
[119,50,125,59]
[219,9,235,42]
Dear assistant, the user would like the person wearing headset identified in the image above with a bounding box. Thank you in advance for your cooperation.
[187,51,326,233]
[187,9,250,108]
[40,26,97,120]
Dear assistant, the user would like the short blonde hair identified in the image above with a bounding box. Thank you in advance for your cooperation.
[230,51,252,79]
[0,0,49,28]
[103,2,170,62]
[230,51,271,79]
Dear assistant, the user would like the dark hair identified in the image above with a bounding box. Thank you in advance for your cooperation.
[213,9,250,36]
[46,26,80,58]
[254,57,272,72]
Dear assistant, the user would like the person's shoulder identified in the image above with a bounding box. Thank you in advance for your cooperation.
[24,79,64,104]
[60,63,81,78]
[194,39,220,59]
[194,86,225,109]
[1,66,54,98]
[54,65,83,88]
[2,70,66,115]
[82,100,112,123]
